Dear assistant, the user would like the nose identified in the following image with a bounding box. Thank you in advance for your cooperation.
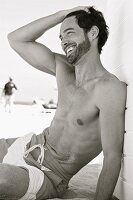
[61,39,69,50]
[63,41,68,47]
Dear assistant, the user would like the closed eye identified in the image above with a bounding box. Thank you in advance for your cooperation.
[67,31,74,36]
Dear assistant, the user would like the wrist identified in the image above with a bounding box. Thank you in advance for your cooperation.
[52,10,66,23]
[58,9,70,19]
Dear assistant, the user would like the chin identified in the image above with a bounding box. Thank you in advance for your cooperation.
[67,55,78,65]
[67,59,77,66]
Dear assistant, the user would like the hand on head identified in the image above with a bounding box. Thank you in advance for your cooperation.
[64,6,91,16]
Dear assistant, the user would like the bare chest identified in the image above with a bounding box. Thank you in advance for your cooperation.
[49,82,100,153]
[48,67,101,157]
[57,81,98,125]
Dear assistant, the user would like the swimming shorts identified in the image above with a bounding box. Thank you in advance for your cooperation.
[23,128,72,182]
[19,165,44,200]
[3,131,68,199]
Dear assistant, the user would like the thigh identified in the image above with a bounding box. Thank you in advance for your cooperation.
[5,96,10,105]
[4,96,8,104]
[0,163,29,199]
[37,172,68,200]
[36,173,57,200]
[9,95,14,105]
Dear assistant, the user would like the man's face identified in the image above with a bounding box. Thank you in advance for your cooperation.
[60,16,91,65]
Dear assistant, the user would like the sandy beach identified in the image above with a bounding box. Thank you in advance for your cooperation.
[0,103,55,138]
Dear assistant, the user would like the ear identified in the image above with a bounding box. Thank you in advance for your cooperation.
[87,26,99,41]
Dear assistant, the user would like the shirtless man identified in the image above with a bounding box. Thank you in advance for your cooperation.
[0,6,126,200]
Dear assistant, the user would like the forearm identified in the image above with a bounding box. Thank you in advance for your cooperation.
[94,157,121,200]
[8,6,89,42]
[8,10,68,42]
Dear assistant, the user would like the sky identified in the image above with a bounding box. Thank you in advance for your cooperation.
[0,0,127,103]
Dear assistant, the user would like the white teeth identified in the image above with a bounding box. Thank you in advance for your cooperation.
[66,47,73,54]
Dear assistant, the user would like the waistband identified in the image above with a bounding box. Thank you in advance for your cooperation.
[23,129,71,183]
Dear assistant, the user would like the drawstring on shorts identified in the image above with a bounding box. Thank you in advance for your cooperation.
[23,144,50,171]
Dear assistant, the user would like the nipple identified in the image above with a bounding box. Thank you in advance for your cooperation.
[77,119,84,126]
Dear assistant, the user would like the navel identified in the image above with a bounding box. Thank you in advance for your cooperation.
[77,118,84,126]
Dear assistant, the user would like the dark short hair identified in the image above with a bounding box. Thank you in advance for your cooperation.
[65,6,109,54]
[9,77,13,81]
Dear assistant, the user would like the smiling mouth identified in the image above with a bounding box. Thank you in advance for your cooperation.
[65,46,76,56]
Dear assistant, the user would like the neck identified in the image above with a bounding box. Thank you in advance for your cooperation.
[74,50,106,87]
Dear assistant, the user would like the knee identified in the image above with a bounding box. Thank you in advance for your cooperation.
[0,165,14,195]
[0,178,11,195]
[0,178,20,199]
[0,164,29,198]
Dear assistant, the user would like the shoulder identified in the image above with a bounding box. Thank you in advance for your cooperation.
[97,73,127,95]
[5,82,9,86]
[95,73,127,110]
[55,53,74,72]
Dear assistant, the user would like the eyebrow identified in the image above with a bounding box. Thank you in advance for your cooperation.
[63,28,74,33]
[59,28,74,39]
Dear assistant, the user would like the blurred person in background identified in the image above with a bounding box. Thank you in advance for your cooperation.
[3,77,17,113]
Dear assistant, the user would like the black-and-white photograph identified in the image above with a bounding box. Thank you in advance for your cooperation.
[0,0,132,199]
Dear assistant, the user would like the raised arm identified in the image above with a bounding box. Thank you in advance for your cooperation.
[8,6,88,76]
[95,80,127,200]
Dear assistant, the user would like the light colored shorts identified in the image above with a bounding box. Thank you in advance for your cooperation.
[3,132,68,200]
[19,165,44,200]
[3,133,44,200]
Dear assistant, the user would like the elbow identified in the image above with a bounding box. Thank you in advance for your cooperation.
[7,32,19,50]
[104,152,122,166]
[7,32,15,47]
[7,32,13,41]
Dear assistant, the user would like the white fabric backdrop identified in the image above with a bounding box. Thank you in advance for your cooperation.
[101,0,133,199]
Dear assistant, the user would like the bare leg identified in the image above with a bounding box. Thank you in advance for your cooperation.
[8,95,14,113]
[4,99,8,112]
[4,97,9,113]
[0,163,29,199]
